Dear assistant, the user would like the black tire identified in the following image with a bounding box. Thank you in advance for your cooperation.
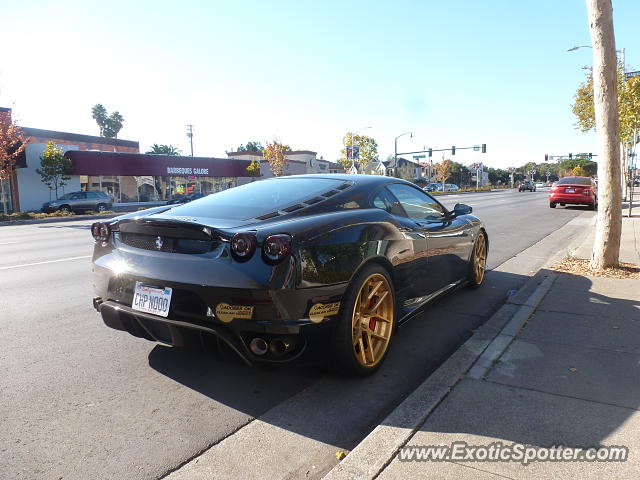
[96,203,107,213]
[59,205,72,214]
[550,202,556,208]
[331,263,396,376]
[560,203,565,207]
[466,231,488,289]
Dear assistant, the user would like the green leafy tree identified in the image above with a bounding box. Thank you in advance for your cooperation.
[91,104,125,138]
[36,141,72,200]
[559,157,597,176]
[338,132,378,170]
[246,160,261,177]
[146,144,181,155]
[262,140,292,176]
[238,141,263,152]
[572,64,640,192]
[488,167,510,186]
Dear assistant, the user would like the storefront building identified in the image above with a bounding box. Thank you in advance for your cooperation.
[66,151,251,203]
[1,106,139,213]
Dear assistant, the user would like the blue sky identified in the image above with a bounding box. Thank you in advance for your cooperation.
[2,0,639,168]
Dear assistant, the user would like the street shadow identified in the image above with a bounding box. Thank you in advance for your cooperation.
[147,268,530,450]
[407,268,640,452]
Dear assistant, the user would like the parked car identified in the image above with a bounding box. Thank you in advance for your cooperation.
[535,182,546,188]
[423,183,441,192]
[519,181,536,192]
[444,183,460,191]
[166,193,205,205]
[90,174,488,376]
[549,176,597,210]
[42,191,113,213]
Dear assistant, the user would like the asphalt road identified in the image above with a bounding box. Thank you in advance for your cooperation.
[0,189,592,480]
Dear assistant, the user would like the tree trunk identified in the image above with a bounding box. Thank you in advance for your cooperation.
[586,0,622,269]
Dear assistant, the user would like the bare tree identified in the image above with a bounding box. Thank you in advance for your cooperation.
[586,0,622,269]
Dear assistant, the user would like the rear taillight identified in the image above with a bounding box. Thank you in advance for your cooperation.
[231,232,257,261]
[91,222,111,244]
[583,188,592,194]
[262,234,292,264]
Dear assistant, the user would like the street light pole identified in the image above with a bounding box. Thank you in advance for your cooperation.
[394,131,412,176]
[568,44,625,72]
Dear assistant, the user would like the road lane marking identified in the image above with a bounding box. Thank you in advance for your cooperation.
[0,241,19,245]
[0,255,91,270]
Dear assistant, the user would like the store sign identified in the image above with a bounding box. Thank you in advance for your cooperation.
[167,167,210,175]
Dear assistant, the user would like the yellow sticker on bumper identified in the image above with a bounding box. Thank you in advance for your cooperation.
[308,302,341,323]
[215,303,254,323]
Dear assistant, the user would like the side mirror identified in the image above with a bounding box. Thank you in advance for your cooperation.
[453,203,472,216]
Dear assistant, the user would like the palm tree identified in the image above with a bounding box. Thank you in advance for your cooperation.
[91,104,107,136]
[146,144,181,155]
[104,111,124,138]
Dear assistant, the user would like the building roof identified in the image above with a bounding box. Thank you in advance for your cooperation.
[22,127,139,148]
[226,150,317,157]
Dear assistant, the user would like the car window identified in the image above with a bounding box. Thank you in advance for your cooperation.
[70,193,83,200]
[85,192,97,198]
[372,188,403,215]
[557,177,591,185]
[173,177,346,219]
[386,184,446,221]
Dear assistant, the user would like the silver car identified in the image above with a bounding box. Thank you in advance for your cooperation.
[42,191,113,213]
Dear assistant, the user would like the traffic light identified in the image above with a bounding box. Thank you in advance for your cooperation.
[569,153,573,160]
[545,154,548,162]
[588,152,592,159]
[481,143,486,154]
[428,148,432,157]
[451,146,456,155]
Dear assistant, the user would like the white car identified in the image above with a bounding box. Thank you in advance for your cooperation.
[535,182,546,188]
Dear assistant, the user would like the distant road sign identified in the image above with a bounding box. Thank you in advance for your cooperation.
[625,70,640,80]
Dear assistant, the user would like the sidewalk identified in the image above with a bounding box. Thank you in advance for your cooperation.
[326,215,640,479]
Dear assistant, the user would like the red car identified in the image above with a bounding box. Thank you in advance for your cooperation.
[549,176,597,209]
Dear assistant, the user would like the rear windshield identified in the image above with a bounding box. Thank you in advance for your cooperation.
[171,178,346,219]
[557,177,591,185]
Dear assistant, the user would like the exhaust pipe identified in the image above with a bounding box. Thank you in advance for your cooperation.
[269,338,293,357]
[249,338,268,356]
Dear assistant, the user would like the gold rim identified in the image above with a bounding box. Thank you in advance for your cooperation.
[351,273,394,368]
[473,234,487,284]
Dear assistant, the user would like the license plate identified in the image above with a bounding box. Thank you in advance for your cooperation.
[565,188,575,193]
[132,282,172,317]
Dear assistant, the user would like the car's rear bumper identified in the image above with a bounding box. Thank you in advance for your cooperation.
[96,298,338,365]
[549,193,593,205]
[93,256,348,364]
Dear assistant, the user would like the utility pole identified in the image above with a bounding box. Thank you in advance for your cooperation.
[186,124,194,156]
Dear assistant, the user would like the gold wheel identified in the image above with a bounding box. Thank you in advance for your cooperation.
[351,273,394,368]
[473,234,487,284]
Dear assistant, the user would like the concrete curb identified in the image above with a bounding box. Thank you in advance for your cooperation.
[322,272,559,480]
[0,213,118,227]
[323,213,591,480]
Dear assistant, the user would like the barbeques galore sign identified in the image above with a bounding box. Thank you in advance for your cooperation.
[166,166,210,175]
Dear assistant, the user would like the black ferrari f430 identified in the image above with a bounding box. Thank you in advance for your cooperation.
[91,174,488,375]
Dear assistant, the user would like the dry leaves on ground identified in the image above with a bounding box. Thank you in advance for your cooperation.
[552,257,640,279]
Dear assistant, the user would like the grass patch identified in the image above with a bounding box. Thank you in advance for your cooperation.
[0,210,115,222]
